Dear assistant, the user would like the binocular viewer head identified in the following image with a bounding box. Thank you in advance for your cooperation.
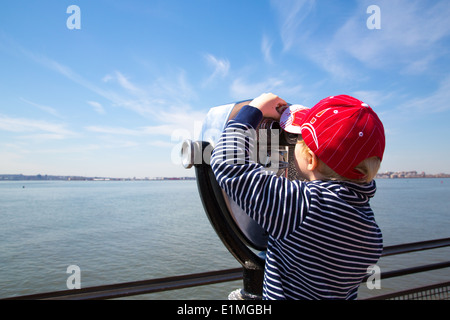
[181,100,299,176]
[182,100,301,252]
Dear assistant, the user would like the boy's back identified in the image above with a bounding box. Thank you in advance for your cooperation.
[211,94,384,299]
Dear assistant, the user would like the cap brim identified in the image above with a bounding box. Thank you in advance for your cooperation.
[280,104,310,134]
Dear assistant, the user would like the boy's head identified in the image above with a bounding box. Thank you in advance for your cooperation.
[280,95,385,183]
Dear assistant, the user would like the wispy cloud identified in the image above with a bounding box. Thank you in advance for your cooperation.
[25,50,127,111]
[19,97,63,118]
[86,69,206,143]
[86,124,176,137]
[150,70,197,104]
[87,101,106,115]
[18,45,205,140]
[85,123,193,150]
[271,0,450,78]
[261,35,274,64]
[0,114,75,139]
[230,77,283,100]
[103,71,142,94]
[350,90,393,110]
[230,74,304,102]
[398,76,450,113]
[107,70,206,141]
[99,68,200,121]
[333,0,450,73]
[203,53,230,86]
[270,0,316,52]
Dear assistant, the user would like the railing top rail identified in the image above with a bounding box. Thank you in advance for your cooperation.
[381,237,450,257]
[2,237,449,300]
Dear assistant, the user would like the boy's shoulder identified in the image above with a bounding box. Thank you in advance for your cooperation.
[304,179,377,204]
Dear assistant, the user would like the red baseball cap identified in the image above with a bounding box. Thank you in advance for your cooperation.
[280,95,385,180]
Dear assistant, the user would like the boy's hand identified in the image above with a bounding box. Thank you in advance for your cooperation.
[249,93,287,120]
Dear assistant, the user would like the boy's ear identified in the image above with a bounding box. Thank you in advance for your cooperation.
[307,151,319,171]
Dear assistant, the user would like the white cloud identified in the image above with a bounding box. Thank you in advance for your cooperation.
[86,126,141,136]
[271,0,450,78]
[11,42,213,164]
[87,101,106,115]
[18,48,132,116]
[0,114,74,137]
[86,124,178,137]
[271,0,316,52]
[261,35,274,64]
[101,70,205,139]
[30,52,204,138]
[103,71,142,94]
[333,0,450,71]
[150,70,197,104]
[230,75,304,103]
[399,76,450,113]
[100,69,200,120]
[203,53,230,85]
[19,98,63,118]
[350,90,393,110]
[230,77,283,100]
[15,40,206,138]
[147,140,174,148]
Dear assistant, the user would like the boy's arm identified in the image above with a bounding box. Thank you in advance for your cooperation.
[210,100,309,239]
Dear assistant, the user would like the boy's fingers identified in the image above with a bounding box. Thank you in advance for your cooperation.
[276,104,288,114]
[249,93,287,120]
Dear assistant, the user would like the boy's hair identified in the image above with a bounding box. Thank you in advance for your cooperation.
[297,139,381,184]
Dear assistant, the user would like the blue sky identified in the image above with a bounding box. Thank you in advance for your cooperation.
[1,0,449,178]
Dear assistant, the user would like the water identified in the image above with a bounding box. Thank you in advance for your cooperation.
[0,179,449,299]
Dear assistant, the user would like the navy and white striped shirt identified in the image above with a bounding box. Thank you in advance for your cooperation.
[211,105,383,300]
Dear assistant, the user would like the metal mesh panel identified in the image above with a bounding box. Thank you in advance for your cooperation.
[388,285,449,300]
[370,282,450,300]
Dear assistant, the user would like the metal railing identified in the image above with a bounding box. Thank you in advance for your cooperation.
[3,237,450,300]
[361,237,450,300]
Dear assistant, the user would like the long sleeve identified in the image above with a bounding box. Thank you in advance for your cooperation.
[210,105,308,239]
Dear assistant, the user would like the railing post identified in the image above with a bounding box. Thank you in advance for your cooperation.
[242,267,264,299]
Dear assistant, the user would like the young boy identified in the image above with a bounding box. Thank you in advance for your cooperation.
[211,93,385,300]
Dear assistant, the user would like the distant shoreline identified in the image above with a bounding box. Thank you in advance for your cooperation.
[376,171,450,179]
[1,171,450,181]
[0,174,196,181]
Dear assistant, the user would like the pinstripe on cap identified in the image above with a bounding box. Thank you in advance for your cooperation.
[280,95,385,180]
